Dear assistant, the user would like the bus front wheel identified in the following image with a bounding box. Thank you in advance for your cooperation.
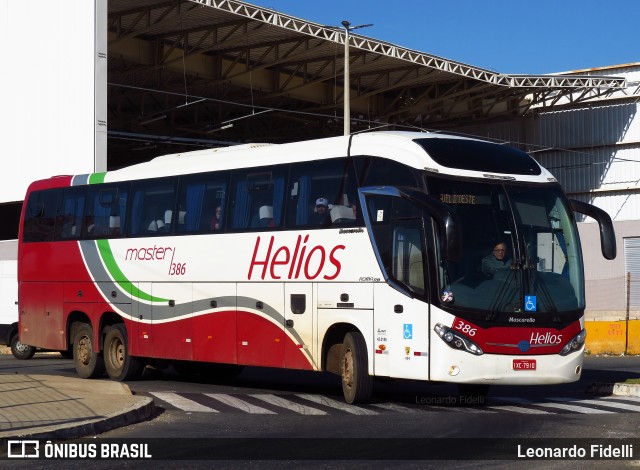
[340,332,373,404]
[73,323,105,379]
[104,324,144,381]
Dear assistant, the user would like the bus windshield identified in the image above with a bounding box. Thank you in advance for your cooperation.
[427,176,584,318]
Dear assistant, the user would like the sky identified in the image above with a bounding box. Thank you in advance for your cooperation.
[246,0,639,75]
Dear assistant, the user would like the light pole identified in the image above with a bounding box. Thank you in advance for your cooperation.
[341,20,372,136]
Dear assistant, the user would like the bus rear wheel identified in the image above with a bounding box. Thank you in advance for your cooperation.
[104,324,144,381]
[340,332,373,404]
[73,323,105,379]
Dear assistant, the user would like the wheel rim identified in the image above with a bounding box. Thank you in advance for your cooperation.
[15,341,29,353]
[342,346,354,390]
[77,335,92,366]
[109,336,125,371]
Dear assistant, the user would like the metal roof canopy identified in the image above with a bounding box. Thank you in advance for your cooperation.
[107,0,626,168]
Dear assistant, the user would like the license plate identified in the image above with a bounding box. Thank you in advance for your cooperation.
[513,359,536,370]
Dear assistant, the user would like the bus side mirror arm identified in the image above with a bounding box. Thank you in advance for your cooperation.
[569,199,616,260]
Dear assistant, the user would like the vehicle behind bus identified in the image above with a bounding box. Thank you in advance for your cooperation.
[0,260,36,359]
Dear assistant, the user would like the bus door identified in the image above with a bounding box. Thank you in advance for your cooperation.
[361,188,431,380]
[284,283,316,370]
[373,285,430,380]
[237,282,285,368]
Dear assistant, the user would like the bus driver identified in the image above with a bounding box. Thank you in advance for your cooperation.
[481,241,512,277]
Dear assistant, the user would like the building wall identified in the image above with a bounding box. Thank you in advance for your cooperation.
[0,0,107,204]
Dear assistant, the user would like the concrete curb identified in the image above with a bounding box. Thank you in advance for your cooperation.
[0,396,155,440]
[25,396,155,439]
[585,382,640,397]
[0,374,157,440]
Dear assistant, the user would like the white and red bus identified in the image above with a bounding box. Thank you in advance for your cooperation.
[18,131,616,403]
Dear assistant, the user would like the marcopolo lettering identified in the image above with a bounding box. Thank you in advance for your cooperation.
[248,235,345,281]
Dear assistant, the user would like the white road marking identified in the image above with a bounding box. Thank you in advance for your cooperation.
[150,392,218,412]
[550,396,640,413]
[296,394,379,415]
[252,394,328,415]
[495,396,614,414]
[204,393,276,414]
[370,402,422,413]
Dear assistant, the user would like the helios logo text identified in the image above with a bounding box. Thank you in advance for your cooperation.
[248,235,345,280]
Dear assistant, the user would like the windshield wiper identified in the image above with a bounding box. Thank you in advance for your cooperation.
[485,267,519,320]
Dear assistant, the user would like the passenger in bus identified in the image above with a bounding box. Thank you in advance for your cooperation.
[211,206,222,230]
[257,205,274,228]
[481,241,512,277]
[83,216,95,235]
[161,210,173,232]
[330,205,356,224]
[309,197,331,226]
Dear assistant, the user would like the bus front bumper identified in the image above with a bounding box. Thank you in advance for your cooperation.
[429,345,584,385]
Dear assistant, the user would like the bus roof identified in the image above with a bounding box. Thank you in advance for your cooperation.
[29,131,556,190]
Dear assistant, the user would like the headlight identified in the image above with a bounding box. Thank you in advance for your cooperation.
[434,323,483,356]
[560,329,586,356]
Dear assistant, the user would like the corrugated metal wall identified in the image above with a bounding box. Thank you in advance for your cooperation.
[534,102,638,148]
[624,237,640,308]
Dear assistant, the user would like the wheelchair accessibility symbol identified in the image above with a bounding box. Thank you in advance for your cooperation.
[403,324,413,339]
[524,296,537,312]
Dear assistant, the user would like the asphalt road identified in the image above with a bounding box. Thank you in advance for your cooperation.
[2,353,640,469]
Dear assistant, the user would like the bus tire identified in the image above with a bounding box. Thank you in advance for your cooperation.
[104,324,144,381]
[340,332,373,404]
[10,333,36,360]
[73,323,105,379]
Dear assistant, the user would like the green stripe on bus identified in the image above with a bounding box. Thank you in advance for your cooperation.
[96,239,169,303]
[89,172,107,184]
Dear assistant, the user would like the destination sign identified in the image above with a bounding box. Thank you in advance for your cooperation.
[438,194,491,204]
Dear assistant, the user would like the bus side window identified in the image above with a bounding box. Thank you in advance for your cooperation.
[287,158,361,228]
[393,226,425,294]
[84,186,127,239]
[56,187,85,240]
[128,178,176,237]
[23,189,60,243]
[176,172,228,234]
[230,168,285,230]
